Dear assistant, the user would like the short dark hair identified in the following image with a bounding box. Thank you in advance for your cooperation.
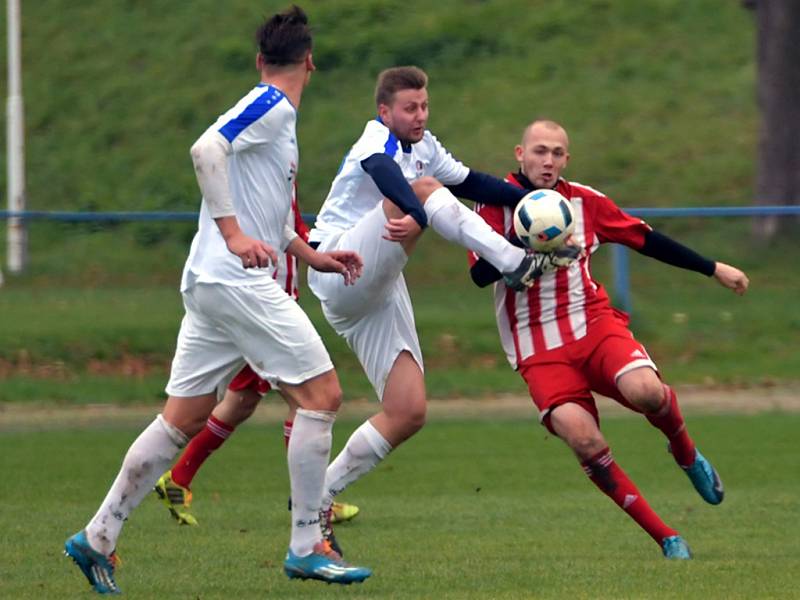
[256,5,312,66]
[375,66,428,107]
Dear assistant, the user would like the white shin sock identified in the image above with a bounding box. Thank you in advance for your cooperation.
[322,420,392,509]
[423,186,525,273]
[288,408,336,556]
[86,415,187,555]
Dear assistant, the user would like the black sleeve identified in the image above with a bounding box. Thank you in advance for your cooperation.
[638,230,716,276]
[470,257,503,287]
[360,153,427,228]
[447,169,527,207]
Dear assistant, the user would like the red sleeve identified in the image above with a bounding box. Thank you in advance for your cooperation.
[590,192,651,249]
[467,202,506,267]
[291,184,310,242]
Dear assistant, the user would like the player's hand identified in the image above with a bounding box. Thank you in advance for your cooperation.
[309,250,364,286]
[549,236,584,268]
[384,215,422,242]
[713,262,749,295]
[225,230,277,269]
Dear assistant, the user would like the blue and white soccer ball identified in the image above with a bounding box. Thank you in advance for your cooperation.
[513,189,575,251]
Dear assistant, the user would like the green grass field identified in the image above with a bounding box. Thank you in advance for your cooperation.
[1,411,797,599]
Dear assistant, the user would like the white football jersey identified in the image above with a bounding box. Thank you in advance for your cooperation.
[181,84,299,291]
[309,118,470,245]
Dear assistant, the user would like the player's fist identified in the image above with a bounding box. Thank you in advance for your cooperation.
[713,262,749,296]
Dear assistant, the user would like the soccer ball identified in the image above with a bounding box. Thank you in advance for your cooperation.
[513,189,575,251]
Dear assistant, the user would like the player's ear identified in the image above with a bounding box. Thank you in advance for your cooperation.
[514,144,524,163]
[305,52,316,72]
[256,52,265,71]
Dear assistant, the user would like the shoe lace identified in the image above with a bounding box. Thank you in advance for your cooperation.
[320,506,334,540]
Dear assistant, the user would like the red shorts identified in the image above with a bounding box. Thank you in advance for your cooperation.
[517,312,657,434]
[228,364,272,395]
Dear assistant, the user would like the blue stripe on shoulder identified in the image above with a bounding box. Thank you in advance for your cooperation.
[384,132,398,156]
[374,116,398,156]
[218,86,285,143]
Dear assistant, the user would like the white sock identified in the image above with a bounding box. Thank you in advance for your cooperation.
[424,186,525,273]
[322,420,392,509]
[86,415,187,555]
[288,408,336,557]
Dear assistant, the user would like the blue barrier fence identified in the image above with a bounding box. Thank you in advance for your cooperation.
[2,205,799,313]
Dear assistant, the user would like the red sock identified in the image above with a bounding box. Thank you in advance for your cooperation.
[646,384,696,467]
[171,415,235,488]
[283,420,293,450]
[582,447,677,544]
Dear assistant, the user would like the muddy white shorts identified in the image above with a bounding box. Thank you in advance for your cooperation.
[308,202,423,400]
[165,280,333,397]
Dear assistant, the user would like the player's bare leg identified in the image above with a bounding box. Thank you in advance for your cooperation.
[549,402,690,558]
[618,367,724,504]
[370,351,427,446]
[156,387,262,525]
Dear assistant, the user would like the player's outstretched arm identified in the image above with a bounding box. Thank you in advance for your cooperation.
[287,237,363,286]
[712,262,749,295]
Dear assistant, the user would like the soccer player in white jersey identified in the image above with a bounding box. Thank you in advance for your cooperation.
[64,7,371,593]
[469,119,749,559]
[154,186,360,527]
[306,66,578,555]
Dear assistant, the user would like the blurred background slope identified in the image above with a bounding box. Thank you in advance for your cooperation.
[0,0,796,403]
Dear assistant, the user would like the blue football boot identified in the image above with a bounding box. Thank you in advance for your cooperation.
[661,535,692,559]
[284,540,371,585]
[681,448,725,505]
[64,530,120,594]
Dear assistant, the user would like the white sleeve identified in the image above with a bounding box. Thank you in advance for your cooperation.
[427,132,469,185]
[190,129,235,218]
[281,216,298,251]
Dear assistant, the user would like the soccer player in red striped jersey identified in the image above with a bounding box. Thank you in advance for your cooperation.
[469,119,749,559]
[155,185,360,527]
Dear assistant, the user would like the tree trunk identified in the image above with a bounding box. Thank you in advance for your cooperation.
[748,0,800,239]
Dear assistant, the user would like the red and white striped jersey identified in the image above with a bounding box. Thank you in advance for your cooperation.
[272,184,310,300]
[470,174,652,369]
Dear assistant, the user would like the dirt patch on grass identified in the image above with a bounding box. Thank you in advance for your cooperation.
[1,383,798,431]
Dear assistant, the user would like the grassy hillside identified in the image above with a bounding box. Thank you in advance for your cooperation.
[0,0,756,217]
[2,1,795,401]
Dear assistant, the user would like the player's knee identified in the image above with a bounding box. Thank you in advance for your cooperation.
[319,383,343,412]
[624,380,664,414]
[232,391,261,421]
[566,431,606,459]
[405,402,427,432]
[411,176,442,202]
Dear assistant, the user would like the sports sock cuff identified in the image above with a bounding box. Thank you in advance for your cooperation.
[363,420,393,459]
[207,414,235,439]
[157,414,189,448]
[422,186,456,221]
[295,408,337,424]
[581,446,612,475]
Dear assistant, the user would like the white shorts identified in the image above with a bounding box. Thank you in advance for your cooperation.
[308,203,423,400]
[165,281,333,397]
